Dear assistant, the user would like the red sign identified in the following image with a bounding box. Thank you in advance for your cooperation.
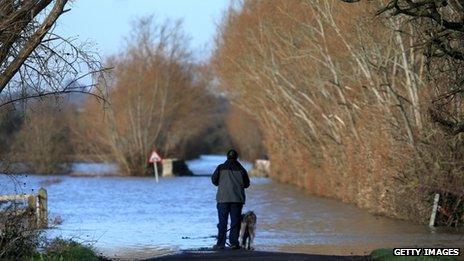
[148,150,162,163]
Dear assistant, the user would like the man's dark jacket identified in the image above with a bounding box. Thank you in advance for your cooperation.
[212,159,250,203]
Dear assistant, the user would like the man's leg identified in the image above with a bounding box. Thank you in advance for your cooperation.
[216,203,230,247]
[229,203,243,247]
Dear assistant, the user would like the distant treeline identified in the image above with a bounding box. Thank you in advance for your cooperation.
[0,17,236,176]
[214,0,464,226]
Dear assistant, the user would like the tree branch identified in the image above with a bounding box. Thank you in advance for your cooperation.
[0,0,68,93]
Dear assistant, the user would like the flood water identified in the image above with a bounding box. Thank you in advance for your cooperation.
[1,155,462,259]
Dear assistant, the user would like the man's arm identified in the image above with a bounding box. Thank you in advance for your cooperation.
[241,167,250,188]
[211,165,220,186]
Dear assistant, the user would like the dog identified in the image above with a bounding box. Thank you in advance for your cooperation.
[239,211,257,250]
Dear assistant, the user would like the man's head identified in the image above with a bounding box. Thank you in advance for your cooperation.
[227,149,238,160]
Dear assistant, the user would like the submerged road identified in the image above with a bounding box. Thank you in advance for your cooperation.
[1,155,462,260]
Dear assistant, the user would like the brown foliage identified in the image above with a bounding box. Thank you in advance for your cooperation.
[9,99,72,174]
[214,0,463,224]
[226,105,265,161]
[76,18,219,176]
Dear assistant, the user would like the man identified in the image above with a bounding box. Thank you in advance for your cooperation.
[211,149,250,250]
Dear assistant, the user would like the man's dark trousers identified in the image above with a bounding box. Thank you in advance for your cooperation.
[216,202,243,247]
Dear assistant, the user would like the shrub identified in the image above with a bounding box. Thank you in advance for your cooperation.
[0,206,40,259]
[0,201,102,260]
[32,238,102,261]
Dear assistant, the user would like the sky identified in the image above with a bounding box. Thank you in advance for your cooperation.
[54,0,230,60]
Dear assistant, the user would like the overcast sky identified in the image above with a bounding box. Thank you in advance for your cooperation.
[55,0,230,60]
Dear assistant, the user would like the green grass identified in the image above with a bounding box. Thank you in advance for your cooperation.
[30,238,101,261]
[370,248,459,261]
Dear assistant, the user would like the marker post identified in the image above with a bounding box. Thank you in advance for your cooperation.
[154,162,159,183]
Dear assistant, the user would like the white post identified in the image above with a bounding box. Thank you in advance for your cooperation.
[429,193,440,228]
[154,162,159,183]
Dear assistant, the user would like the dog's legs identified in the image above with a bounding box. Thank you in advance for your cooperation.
[248,230,255,250]
[246,227,251,250]
[239,223,246,248]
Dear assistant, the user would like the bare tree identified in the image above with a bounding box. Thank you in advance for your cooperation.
[75,17,218,176]
[10,98,73,174]
[214,0,442,222]
[340,0,464,135]
[0,1,108,174]
[0,0,105,108]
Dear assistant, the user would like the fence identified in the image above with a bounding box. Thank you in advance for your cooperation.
[0,187,48,228]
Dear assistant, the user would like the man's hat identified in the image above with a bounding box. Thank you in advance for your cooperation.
[227,149,238,160]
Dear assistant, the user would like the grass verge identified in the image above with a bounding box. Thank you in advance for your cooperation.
[31,238,104,261]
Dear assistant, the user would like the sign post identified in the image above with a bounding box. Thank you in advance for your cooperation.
[148,150,162,183]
